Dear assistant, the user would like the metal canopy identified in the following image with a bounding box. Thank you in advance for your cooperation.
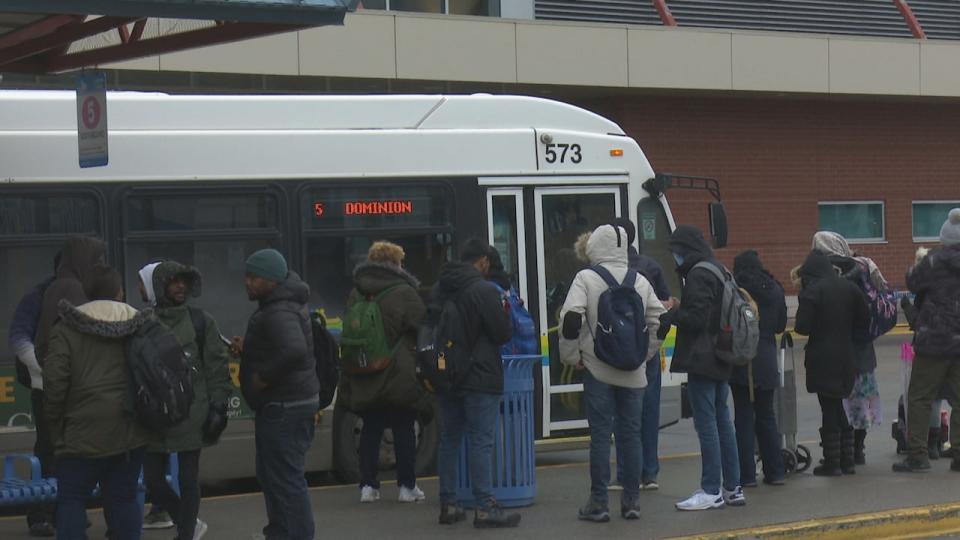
[0,0,354,74]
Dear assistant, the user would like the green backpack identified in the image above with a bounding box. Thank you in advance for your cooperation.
[340,284,404,375]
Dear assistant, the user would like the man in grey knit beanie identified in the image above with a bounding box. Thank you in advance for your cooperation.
[941,208,960,246]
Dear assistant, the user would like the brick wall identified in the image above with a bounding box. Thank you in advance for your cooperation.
[575,93,960,292]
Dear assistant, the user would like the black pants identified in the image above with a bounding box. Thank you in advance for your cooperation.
[28,389,55,527]
[818,394,850,431]
[359,407,417,490]
[731,385,785,483]
[144,450,201,540]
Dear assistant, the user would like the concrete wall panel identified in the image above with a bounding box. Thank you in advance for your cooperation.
[629,29,731,90]
[920,42,960,97]
[160,25,299,75]
[732,34,827,93]
[829,39,920,95]
[300,13,396,79]
[396,16,516,82]
[516,23,627,87]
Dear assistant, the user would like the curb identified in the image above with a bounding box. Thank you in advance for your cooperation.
[664,502,960,540]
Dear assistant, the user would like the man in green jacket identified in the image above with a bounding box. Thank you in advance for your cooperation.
[140,261,233,540]
[43,265,152,540]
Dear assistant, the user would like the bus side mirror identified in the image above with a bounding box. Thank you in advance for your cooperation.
[709,202,728,249]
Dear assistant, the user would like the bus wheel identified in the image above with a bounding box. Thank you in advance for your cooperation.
[333,400,439,484]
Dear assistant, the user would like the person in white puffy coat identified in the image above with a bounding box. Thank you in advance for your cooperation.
[559,224,665,522]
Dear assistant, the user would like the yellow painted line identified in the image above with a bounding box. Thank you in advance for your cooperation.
[665,501,960,540]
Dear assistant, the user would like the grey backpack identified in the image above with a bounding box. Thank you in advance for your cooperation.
[692,262,760,367]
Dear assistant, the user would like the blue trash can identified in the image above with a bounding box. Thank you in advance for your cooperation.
[455,354,540,508]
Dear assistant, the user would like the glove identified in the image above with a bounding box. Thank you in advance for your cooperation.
[657,307,678,340]
[202,402,228,445]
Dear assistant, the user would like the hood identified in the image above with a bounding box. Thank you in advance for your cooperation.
[57,236,106,293]
[812,231,853,258]
[799,250,837,287]
[669,225,714,275]
[435,262,484,302]
[262,271,310,306]
[574,232,591,264]
[152,260,202,307]
[734,250,778,299]
[585,224,629,266]
[138,262,161,306]
[353,260,420,296]
[56,299,150,339]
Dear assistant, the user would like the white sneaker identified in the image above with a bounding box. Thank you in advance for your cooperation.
[193,519,208,540]
[675,489,725,511]
[641,481,659,491]
[722,486,746,507]
[398,485,426,503]
[360,485,381,503]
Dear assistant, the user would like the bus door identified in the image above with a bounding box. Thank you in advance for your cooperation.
[487,184,622,437]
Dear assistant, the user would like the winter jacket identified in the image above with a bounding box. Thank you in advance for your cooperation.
[663,226,730,382]
[240,272,319,412]
[8,276,54,389]
[559,225,665,388]
[820,254,879,374]
[794,251,870,399]
[628,246,672,302]
[730,251,788,390]
[36,237,106,366]
[432,262,513,395]
[906,244,960,358]
[337,261,430,415]
[42,300,153,458]
[146,262,233,453]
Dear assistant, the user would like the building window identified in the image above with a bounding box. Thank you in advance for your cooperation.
[817,201,885,243]
[913,201,960,242]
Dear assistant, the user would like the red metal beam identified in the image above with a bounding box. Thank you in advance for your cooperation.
[117,24,130,44]
[130,19,147,42]
[44,22,307,72]
[894,0,926,39]
[0,16,140,68]
[0,14,83,50]
[653,0,678,26]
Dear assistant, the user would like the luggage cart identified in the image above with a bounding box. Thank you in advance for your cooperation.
[776,332,812,473]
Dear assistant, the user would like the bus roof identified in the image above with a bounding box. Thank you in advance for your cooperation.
[0,91,625,135]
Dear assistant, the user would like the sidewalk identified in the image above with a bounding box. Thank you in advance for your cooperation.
[3,446,960,540]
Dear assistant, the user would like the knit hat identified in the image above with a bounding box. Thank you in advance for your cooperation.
[245,249,288,283]
[941,208,960,246]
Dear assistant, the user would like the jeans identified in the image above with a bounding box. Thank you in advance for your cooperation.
[359,407,417,490]
[29,389,56,527]
[585,370,644,507]
[730,385,784,484]
[641,358,662,483]
[255,402,318,540]
[687,373,740,495]
[55,448,144,540]
[437,391,501,509]
[144,450,200,540]
[818,394,850,431]
[907,354,960,460]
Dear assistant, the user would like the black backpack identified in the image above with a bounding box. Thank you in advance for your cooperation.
[126,317,195,431]
[311,310,340,409]
[416,293,472,394]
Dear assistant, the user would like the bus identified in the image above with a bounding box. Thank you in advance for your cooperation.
[0,90,726,483]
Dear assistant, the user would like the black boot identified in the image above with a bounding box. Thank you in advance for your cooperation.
[929,428,943,460]
[474,502,521,529]
[840,428,856,475]
[853,428,866,465]
[813,428,842,477]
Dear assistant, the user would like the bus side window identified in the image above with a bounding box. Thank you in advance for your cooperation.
[637,197,681,298]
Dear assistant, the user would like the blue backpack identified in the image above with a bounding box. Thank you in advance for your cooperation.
[588,266,649,371]
[490,282,539,356]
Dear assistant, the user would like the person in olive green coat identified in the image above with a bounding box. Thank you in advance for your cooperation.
[338,241,431,504]
[140,261,233,540]
[43,265,152,540]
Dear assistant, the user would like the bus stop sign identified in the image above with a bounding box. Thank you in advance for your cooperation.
[76,71,108,168]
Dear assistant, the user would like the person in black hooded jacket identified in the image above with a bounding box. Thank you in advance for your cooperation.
[730,250,787,487]
[794,250,869,477]
[659,225,744,511]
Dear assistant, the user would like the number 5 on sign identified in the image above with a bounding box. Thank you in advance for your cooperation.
[76,71,108,168]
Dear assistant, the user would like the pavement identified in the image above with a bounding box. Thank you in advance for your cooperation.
[2,333,959,539]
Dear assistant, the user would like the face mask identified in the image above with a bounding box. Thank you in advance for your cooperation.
[673,253,685,267]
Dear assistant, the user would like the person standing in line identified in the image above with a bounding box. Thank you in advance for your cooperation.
[231,249,319,540]
[794,250,869,476]
[659,225,744,511]
[337,241,430,504]
[559,224,665,522]
[434,239,520,529]
[140,261,233,540]
[812,231,887,467]
[43,266,152,540]
[729,250,787,487]
[612,217,675,492]
[894,208,960,472]
[7,252,60,537]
